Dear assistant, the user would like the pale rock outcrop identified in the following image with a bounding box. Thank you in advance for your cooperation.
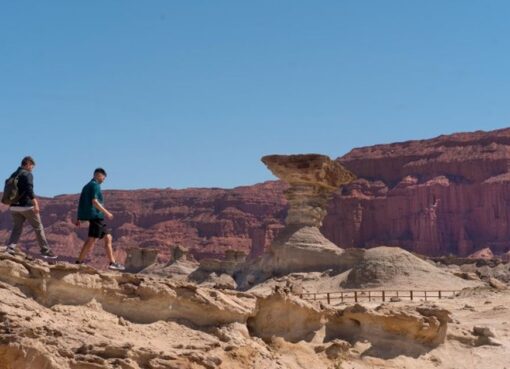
[488,277,507,290]
[0,253,456,368]
[248,291,450,359]
[124,247,159,272]
[342,246,482,290]
[197,249,247,275]
[325,304,450,358]
[468,247,495,260]
[140,245,200,279]
[248,292,326,343]
[0,252,255,327]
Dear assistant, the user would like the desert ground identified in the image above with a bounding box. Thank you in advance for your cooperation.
[0,245,509,369]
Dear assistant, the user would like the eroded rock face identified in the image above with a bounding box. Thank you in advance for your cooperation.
[248,292,326,343]
[326,127,510,256]
[0,253,255,326]
[0,255,453,368]
[248,291,450,359]
[327,304,450,358]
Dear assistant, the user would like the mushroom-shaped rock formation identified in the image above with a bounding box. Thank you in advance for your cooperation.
[261,154,356,274]
[262,154,356,227]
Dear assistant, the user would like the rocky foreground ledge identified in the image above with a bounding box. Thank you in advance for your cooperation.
[0,253,466,369]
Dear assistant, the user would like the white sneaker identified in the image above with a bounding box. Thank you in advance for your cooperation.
[108,262,125,271]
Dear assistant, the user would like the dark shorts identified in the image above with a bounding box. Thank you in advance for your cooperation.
[88,219,109,239]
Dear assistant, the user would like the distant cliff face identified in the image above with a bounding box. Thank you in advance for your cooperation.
[0,181,287,267]
[323,128,510,256]
[3,128,510,265]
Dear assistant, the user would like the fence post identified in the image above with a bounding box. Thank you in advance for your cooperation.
[438,291,442,299]
[424,291,427,301]
[368,291,371,302]
[354,291,358,303]
[341,292,344,303]
[327,293,331,305]
[396,290,399,298]
[382,290,386,302]
[410,290,413,301]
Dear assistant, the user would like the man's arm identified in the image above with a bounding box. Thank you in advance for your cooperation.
[92,198,113,219]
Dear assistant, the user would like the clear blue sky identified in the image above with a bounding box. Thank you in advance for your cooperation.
[2,1,510,196]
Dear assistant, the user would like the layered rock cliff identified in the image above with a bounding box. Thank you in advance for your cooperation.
[325,127,510,256]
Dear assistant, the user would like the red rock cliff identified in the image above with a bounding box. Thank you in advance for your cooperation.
[323,127,510,256]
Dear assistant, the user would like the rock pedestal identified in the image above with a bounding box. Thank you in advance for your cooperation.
[169,245,196,263]
[124,247,159,273]
[261,154,356,274]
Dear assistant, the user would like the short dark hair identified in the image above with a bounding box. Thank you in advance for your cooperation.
[94,168,107,176]
[21,156,35,166]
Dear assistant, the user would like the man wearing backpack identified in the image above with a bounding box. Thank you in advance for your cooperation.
[75,168,124,271]
[2,156,57,258]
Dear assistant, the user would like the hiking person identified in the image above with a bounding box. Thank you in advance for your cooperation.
[75,168,124,271]
[2,156,57,258]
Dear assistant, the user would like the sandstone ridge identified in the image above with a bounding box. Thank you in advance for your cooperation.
[0,253,453,369]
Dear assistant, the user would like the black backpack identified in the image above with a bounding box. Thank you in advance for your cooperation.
[1,170,22,205]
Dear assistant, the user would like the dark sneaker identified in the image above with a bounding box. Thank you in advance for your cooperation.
[41,249,57,259]
[108,262,125,271]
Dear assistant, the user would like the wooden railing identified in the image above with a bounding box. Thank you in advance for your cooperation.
[299,289,460,304]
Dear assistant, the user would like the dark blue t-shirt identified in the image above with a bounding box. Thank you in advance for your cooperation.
[77,179,104,220]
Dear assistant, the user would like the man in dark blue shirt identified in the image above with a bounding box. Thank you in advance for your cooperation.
[4,156,56,258]
[75,168,124,271]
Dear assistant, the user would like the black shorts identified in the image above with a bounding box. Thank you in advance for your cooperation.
[88,219,109,239]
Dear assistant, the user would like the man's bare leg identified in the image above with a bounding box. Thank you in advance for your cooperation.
[104,234,115,263]
[77,237,96,263]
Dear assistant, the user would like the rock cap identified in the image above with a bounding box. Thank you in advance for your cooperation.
[262,154,355,190]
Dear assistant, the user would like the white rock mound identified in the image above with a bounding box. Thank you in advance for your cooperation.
[342,246,482,290]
